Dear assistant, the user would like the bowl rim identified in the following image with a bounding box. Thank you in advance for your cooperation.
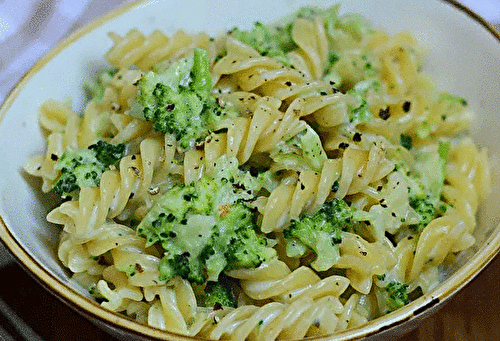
[1,0,499,340]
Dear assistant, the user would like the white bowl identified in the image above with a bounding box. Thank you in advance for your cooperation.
[1,0,500,340]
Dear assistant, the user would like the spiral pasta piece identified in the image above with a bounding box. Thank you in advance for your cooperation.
[214,36,353,130]
[106,29,215,71]
[288,16,329,80]
[180,94,308,181]
[226,259,349,307]
[335,233,396,294]
[260,142,394,233]
[46,136,175,238]
[197,294,354,340]
[97,265,144,312]
[409,211,470,282]
[24,100,82,192]
[408,139,490,281]
[442,138,491,232]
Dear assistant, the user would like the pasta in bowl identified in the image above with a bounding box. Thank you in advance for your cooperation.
[1,0,499,340]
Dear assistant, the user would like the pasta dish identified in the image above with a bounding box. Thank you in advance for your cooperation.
[24,5,490,340]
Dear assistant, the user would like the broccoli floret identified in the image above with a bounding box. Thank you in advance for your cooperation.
[229,22,297,65]
[345,80,379,125]
[52,141,126,196]
[414,141,450,198]
[363,140,452,236]
[349,98,372,125]
[283,198,353,271]
[134,48,235,149]
[400,134,413,150]
[159,251,208,285]
[293,6,325,20]
[220,203,276,272]
[382,281,410,313]
[137,178,216,247]
[137,173,276,285]
[405,140,451,234]
[345,83,375,125]
[270,124,327,172]
[85,68,118,102]
[210,156,267,207]
[88,140,126,167]
[335,12,370,42]
[408,195,437,234]
[201,281,236,308]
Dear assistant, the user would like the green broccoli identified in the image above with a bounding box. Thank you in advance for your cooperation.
[85,68,118,102]
[406,140,451,233]
[159,250,208,285]
[400,134,413,150]
[197,202,276,281]
[228,6,348,74]
[283,198,353,271]
[334,12,370,42]
[133,48,236,149]
[52,141,126,196]
[137,171,276,285]
[229,22,297,66]
[210,156,269,207]
[408,194,438,234]
[228,6,341,65]
[381,281,410,313]
[270,124,327,172]
[345,80,379,125]
[201,281,236,308]
[349,98,372,125]
[293,6,325,21]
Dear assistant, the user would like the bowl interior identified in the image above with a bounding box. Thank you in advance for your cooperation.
[1,0,500,339]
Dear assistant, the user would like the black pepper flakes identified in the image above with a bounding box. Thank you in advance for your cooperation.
[331,180,340,193]
[380,199,387,208]
[353,132,362,142]
[379,107,390,120]
[135,263,144,273]
[402,101,411,112]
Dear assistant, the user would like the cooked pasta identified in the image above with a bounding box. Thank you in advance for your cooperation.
[24,4,490,340]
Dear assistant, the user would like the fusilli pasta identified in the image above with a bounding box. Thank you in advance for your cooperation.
[24,4,490,340]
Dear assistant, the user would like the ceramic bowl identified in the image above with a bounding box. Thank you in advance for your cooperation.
[1,0,499,340]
